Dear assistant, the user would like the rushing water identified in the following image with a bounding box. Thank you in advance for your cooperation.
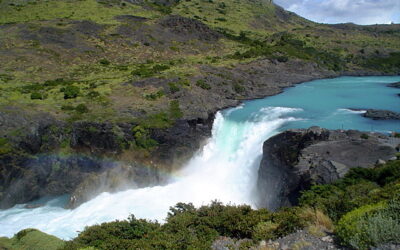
[0,76,399,239]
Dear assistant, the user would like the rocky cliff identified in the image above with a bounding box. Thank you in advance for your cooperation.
[257,127,399,211]
[0,107,213,209]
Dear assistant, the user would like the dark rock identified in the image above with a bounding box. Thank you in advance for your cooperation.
[19,25,93,51]
[160,15,221,41]
[387,81,400,88]
[257,127,397,211]
[70,20,104,37]
[267,230,342,250]
[0,106,214,208]
[363,109,400,120]
[114,15,148,22]
[24,204,44,209]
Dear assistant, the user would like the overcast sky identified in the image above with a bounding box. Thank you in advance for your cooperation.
[274,0,400,25]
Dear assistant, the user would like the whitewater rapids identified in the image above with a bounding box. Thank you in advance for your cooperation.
[0,107,301,239]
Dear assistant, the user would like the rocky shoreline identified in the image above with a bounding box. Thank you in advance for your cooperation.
[256,127,399,211]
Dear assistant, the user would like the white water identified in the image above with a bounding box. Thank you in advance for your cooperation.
[0,107,301,239]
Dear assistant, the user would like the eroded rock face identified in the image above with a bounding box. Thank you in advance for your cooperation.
[363,109,400,120]
[0,109,213,209]
[257,127,397,211]
[160,15,221,41]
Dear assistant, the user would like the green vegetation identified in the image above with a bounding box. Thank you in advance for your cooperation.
[0,0,397,124]
[0,0,157,25]
[132,63,171,78]
[143,90,165,100]
[132,125,158,149]
[62,86,80,99]
[363,52,400,73]
[0,228,65,250]
[196,79,211,90]
[169,100,183,119]
[0,137,12,155]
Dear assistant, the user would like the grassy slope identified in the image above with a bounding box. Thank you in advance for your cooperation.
[0,228,65,250]
[0,0,399,125]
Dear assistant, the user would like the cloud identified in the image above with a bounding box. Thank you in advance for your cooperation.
[274,0,400,25]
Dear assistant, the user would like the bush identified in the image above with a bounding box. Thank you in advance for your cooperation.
[75,104,89,114]
[336,199,400,249]
[196,79,211,90]
[132,126,158,149]
[299,161,400,221]
[233,83,245,93]
[360,133,369,139]
[253,221,279,241]
[87,91,100,99]
[61,105,75,111]
[169,100,183,119]
[144,90,164,100]
[132,64,170,78]
[62,86,80,99]
[30,92,43,100]
[99,59,110,66]
[168,83,180,93]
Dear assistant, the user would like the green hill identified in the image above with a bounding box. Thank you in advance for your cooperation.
[0,0,398,123]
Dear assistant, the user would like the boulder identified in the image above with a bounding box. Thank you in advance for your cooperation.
[363,109,400,120]
[387,82,400,88]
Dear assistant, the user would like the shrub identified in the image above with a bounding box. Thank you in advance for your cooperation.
[336,200,400,249]
[152,64,170,72]
[87,91,100,99]
[360,133,369,139]
[168,82,180,93]
[62,86,80,99]
[253,221,279,241]
[144,90,164,100]
[61,105,75,111]
[169,100,183,119]
[132,64,170,77]
[132,126,158,149]
[272,207,307,237]
[233,83,245,93]
[30,92,43,100]
[99,59,110,66]
[0,137,12,155]
[216,17,227,22]
[0,73,14,83]
[336,203,379,248]
[75,104,89,114]
[196,79,211,90]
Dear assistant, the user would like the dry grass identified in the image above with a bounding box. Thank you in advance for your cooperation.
[299,207,334,237]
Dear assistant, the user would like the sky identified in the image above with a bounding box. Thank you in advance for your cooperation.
[274,0,400,25]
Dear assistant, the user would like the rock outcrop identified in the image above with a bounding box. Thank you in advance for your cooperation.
[257,127,398,211]
[362,109,400,120]
[0,108,213,209]
[388,82,400,88]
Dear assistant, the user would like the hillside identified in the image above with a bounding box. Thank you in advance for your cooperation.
[0,0,399,123]
[0,0,399,209]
